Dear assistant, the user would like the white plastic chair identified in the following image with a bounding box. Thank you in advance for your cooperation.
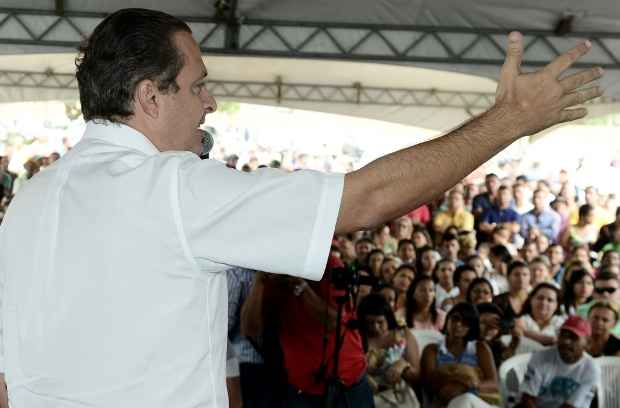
[410,329,444,353]
[499,353,532,408]
[595,356,620,408]
[514,335,546,355]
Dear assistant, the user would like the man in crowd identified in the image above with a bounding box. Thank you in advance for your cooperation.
[0,6,603,408]
[520,189,562,243]
[577,271,620,335]
[433,189,475,234]
[594,207,620,252]
[518,316,600,408]
[473,173,501,223]
[480,185,521,242]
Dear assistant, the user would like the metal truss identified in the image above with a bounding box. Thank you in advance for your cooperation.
[0,7,618,70]
[0,70,613,111]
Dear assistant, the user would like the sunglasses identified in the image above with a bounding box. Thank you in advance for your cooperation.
[595,287,617,294]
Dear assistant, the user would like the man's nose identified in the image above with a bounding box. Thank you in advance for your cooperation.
[203,91,217,114]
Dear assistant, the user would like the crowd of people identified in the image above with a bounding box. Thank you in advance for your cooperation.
[226,167,620,407]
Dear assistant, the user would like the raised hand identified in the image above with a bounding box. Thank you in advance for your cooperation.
[494,32,604,136]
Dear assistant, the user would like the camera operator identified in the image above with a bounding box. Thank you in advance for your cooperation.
[476,303,520,369]
[241,256,374,408]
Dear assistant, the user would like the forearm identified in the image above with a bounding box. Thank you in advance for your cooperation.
[523,330,556,346]
[337,106,519,233]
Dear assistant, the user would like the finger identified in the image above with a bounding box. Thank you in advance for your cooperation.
[545,40,592,78]
[559,86,603,109]
[500,32,524,82]
[560,67,604,92]
[558,107,588,124]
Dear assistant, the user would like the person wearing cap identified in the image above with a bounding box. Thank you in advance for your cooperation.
[517,315,601,408]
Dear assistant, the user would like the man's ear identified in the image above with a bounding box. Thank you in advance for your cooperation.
[135,79,159,119]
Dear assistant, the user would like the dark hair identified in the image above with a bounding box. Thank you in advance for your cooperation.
[398,239,415,250]
[453,264,477,287]
[521,282,562,317]
[357,294,400,350]
[490,244,512,265]
[507,260,529,277]
[476,302,504,318]
[76,8,191,122]
[444,302,480,342]
[356,237,374,246]
[373,283,397,297]
[395,264,416,277]
[562,268,593,312]
[415,245,435,274]
[442,232,459,243]
[486,173,499,179]
[405,275,438,328]
[578,204,594,219]
[466,277,494,303]
[368,248,385,259]
[596,270,619,283]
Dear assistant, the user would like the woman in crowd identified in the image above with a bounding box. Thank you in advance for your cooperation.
[380,256,401,284]
[562,204,599,248]
[467,278,495,305]
[442,265,478,311]
[375,283,398,312]
[493,261,531,322]
[465,254,487,278]
[374,224,398,255]
[529,255,553,287]
[434,259,458,307]
[520,240,540,264]
[412,228,432,250]
[561,268,594,315]
[392,265,416,319]
[416,246,439,278]
[486,244,512,295]
[420,302,499,407]
[358,294,421,407]
[516,282,565,346]
[476,302,519,369]
[587,301,620,357]
[406,276,446,331]
[368,249,385,280]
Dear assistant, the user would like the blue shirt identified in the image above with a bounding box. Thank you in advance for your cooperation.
[227,267,264,364]
[482,205,520,225]
[520,209,562,242]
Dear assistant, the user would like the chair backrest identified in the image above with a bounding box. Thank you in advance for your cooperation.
[410,329,444,353]
[499,352,532,408]
[595,356,620,408]
[514,335,546,355]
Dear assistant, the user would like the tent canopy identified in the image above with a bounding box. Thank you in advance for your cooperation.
[0,0,617,131]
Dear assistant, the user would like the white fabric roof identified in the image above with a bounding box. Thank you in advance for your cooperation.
[0,0,617,131]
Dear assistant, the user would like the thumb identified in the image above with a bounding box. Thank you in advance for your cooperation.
[500,31,524,81]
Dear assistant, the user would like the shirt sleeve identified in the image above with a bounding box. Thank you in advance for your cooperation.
[226,269,242,337]
[520,353,544,398]
[178,158,344,280]
[0,228,4,373]
[567,359,600,407]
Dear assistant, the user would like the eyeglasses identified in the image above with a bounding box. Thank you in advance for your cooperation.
[595,287,617,294]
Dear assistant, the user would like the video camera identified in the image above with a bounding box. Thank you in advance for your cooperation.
[329,265,376,291]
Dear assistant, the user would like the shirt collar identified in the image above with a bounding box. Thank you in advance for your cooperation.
[83,120,160,156]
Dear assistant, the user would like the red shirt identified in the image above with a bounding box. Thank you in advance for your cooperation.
[277,276,367,395]
[407,205,431,225]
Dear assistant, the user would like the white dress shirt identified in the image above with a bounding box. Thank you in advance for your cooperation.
[0,121,343,407]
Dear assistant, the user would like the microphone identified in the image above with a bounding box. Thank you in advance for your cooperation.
[199,129,214,160]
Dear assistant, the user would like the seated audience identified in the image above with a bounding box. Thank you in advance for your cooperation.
[380,256,401,284]
[367,249,385,280]
[494,261,531,322]
[520,189,562,242]
[518,316,600,408]
[442,265,477,311]
[405,276,446,331]
[374,224,398,255]
[562,204,599,249]
[561,268,593,315]
[416,246,438,278]
[486,244,512,294]
[433,190,474,234]
[412,227,432,249]
[358,294,421,407]
[434,259,458,307]
[587,301,620,357]
[467,278,495,305]
[528,255,553,287]
[420,302,499,407]
[476,302,519,368]
[577,270,620,335]
[397,239,416,265]
[516,283,565,346]
[546,244,566,283]
[465,254,487,278]
[374,284,397,312]
[392,265,416,318]
[439,233,462,266]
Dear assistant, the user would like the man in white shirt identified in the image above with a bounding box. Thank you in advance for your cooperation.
[518,315,600,408]
[0,7,604,408]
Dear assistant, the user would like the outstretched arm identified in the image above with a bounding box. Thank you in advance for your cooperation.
[335,33,602,234]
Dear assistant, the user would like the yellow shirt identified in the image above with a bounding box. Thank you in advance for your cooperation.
[434,209,475,233]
